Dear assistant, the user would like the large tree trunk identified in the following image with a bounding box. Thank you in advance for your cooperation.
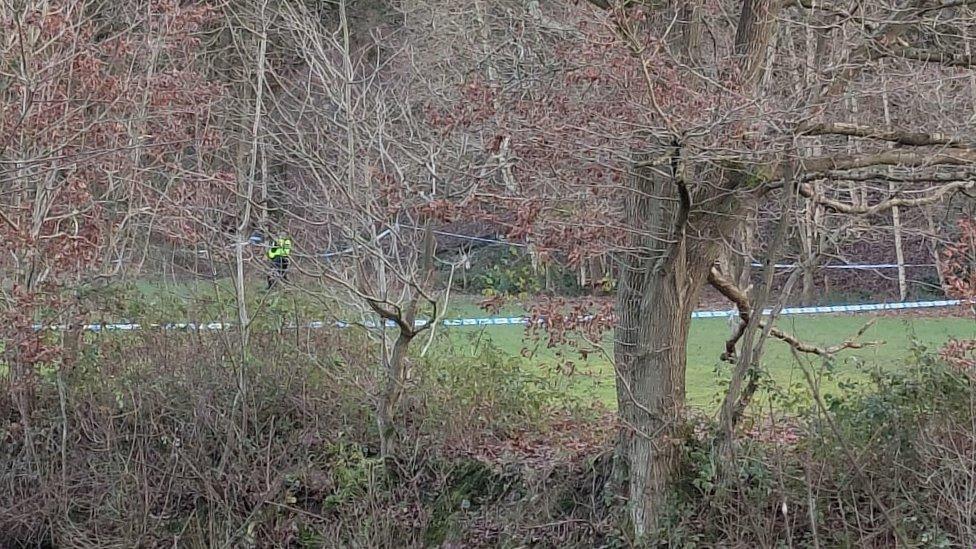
[610,0,777,537]
[614,152,727,535]
[615,260,708,534]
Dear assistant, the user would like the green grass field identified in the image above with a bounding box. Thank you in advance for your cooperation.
[437,314,975,410]
[118,280,976,410]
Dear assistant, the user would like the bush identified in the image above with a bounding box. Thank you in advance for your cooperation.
[445,246,585,297]
[667,347,976,547]
[6,307,975,547]
[0,324,615,547]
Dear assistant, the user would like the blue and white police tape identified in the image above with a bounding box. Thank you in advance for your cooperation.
[31,298,965,333]
[750,262,936,270]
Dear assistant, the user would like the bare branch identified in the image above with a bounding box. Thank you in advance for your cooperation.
[794,149,976,175]
[915,0,976,17]
[798,180,975,215]
[778,0,859,21]
[708,266,882,360]
[708,265,753,362]
[882,46,975,68]
[366,298,418,338]
[798,121,975,149]
[803,169,976,184]
[0,207,20,233]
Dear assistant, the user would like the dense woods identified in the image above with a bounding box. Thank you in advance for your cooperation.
[3,0,976,545]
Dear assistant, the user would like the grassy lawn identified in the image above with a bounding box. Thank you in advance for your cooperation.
[100,280,976,411]
[430,297,976,410]
[436,314,976,410]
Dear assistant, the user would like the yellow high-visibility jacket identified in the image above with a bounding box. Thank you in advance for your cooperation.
[267,237,292,260]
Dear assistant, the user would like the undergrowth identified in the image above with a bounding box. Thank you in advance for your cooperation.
[0,327,615,547]
[2,326,975,547]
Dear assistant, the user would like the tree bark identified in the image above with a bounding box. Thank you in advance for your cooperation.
[677,0,703,66]
[614,149,736,535]
[611,0,778,537]
[615,263,702,534]
[615,159,693,535]
[734,0,778,92]
[376,323,416,458]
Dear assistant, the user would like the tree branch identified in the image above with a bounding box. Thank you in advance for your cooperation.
[916,0,976,17]
[798,180,975,215]
[778,0,861,22]
[881,46,975,68]
[367,299,418,338]
[707,265,753,361]
[708,266,881,360]
[798,121,974,149]
[793,149,976,175]
[0,207,20,233]
[803,169,976,184]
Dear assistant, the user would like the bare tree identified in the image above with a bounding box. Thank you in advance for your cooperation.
[561,0,976,535]
[0,0,230,432]
[262,0,457,457]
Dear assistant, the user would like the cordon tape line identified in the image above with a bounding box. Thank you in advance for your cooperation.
[31,299,965,333]
[749,262,936,270]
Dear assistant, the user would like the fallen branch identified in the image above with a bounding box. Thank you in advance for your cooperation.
[882,46,975,68]
[802,168,976,184]
[794,149,976,175]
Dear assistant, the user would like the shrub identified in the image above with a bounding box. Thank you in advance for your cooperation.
[0,323,614,547]
[667,347,976,547]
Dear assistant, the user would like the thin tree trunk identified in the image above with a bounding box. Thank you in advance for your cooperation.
[738,210,756,290]
[716,160,797,453]
[924,205,948,293]
[800,202,817,305]
[225,1,267,462]
[375,226,436,458]
[881,68,908,300]
[377,325,415,458]
[890,186,908,300]
[797,14,822,306]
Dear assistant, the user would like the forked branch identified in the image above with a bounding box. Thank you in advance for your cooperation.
[367,298,422,338]
[798,180,975,216]
[708,266,882,361]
